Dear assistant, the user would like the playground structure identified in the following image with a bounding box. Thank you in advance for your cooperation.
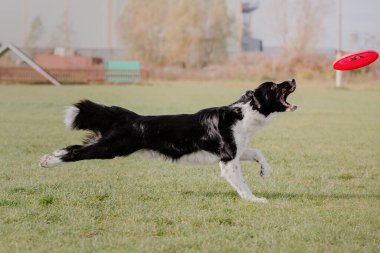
[0,43,146,85]
[0,43,61,86]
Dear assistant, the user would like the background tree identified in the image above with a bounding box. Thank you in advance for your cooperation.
[49,0,74,49]
[24,16,44,48]
[117,0,231,68]
[270,0,329,76]
[272,0,328,55]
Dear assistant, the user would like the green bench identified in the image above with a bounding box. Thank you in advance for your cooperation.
[105,61,141,83]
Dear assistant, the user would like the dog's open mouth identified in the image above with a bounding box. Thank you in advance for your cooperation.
[280,87,297,112]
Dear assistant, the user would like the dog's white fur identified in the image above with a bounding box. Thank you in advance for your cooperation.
[217,102,274,202]
[138,149,220,164]
[64,106,79,129]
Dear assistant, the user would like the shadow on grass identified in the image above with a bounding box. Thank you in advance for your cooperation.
[181,190,380,200]
[259,192,380,200]
[181,190,238,199]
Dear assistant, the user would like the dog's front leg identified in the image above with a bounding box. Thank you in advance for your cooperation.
[219,160,268,203]
[240,148,270,178]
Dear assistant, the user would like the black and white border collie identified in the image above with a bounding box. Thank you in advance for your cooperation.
[40,79,297,203]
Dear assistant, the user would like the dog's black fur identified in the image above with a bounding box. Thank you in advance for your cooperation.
[63,100,243,163]
[40,79,297,202]
[56,80,296,164]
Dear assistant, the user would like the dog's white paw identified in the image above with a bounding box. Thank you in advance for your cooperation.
[240,192,268,204]
[52,149,68,157]
[260,163,270,178]
[39,154,62,168]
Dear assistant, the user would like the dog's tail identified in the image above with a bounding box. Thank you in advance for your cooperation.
[64,100,138,133]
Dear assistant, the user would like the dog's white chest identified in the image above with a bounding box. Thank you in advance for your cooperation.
[232,104,275,152]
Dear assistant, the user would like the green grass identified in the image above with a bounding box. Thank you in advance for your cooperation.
[0,82,379,253]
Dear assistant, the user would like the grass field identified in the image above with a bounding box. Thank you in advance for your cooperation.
[0,82,379,252]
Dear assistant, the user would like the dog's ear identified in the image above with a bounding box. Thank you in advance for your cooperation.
[245,90,261,109]
[245,90,255,97]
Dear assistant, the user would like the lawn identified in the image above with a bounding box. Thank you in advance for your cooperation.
[0,82,379,252]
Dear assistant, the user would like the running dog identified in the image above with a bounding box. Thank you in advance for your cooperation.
[40,79,297,203]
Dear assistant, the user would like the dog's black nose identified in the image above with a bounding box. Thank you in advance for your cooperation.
[290,79,296,88]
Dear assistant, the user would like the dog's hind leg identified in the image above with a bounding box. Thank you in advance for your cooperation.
[40,138,138,168]
[219,160,268,203]
[240,148,270,178]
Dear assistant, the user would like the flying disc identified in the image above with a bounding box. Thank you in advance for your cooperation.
[333,50,379,70]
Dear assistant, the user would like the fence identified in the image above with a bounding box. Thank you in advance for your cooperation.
[0,66,106,84]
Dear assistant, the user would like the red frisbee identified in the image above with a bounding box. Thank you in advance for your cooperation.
[333,50,379,70]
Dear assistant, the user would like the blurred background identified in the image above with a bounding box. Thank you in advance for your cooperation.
[0,0,379,85]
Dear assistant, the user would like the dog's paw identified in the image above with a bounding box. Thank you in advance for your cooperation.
[241,193,268,204]
[52,149,68,157]
[260,163,270,178]
[39,154,62,168]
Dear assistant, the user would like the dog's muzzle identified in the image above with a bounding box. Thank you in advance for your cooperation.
[282,79,297,112]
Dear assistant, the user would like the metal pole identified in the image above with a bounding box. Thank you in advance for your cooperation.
[335,0,342,88]
[22,0,28,47]
[233,0,243,54]
[107,0,113,49]
[64,0,70,49]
